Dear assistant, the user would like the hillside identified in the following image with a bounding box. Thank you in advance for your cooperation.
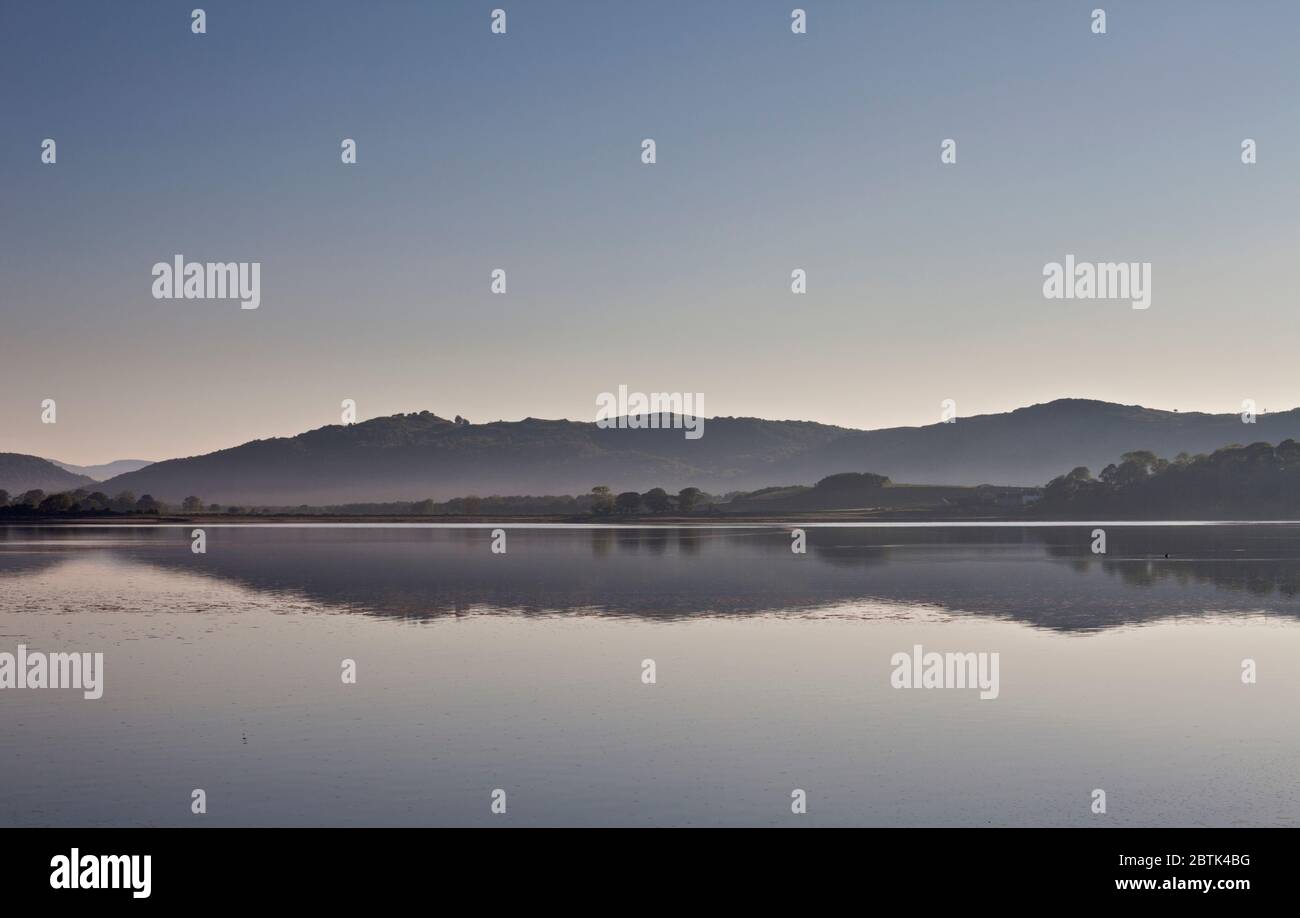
[52,458,155,480]
[85,399,1300,505]
[0,454,96,495]
[93,412,844,505]
[777,400,1300,487]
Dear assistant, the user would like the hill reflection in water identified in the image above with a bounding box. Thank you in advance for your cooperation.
[5,524,1299,633]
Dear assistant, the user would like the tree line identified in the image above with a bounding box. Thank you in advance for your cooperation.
[587,486,708,516]
[1039,440,1300,517]
[0,489,208,516]
[0,486,717,518]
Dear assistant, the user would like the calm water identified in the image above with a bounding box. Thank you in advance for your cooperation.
[3,523,1299,827]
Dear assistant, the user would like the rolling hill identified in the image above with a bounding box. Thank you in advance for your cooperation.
[51,458,155,480]
[82,399,1300,505]
[0,454,96,495]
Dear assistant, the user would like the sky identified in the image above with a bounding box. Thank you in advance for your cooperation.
[3,0,1300,464]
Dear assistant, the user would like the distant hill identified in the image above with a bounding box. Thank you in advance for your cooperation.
[780,399,1300,487]
[51,458,155,481]
[89,400,1300,505]
[95,412,845,505]
[0,454,96,494]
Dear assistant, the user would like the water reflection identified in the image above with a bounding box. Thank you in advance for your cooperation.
[4,524,1300,827]
[4,524,1300,633]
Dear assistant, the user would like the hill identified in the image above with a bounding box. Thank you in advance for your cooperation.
[88,400,1300,505]
[778,399,1300,487]
[51,458,155,480]
[0,454,96,495]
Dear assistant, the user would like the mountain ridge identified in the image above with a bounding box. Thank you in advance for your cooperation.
[71,398,1300,505]
[0,454,97,495]
[51,458,155,481]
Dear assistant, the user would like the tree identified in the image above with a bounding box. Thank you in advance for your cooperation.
[615,491,642,515]
[462,495,482,516]
[136,494,161,514]
[78,492,110,512]
[642,487,672,513]
[182,496,204,513]
[815,472,890,490]
[590,486,615,516]
[1044,465,1096,504]
[38,493,75,513]
[19,490,45,508]
[113,491,137,512]
[1038,441,1300,517]
[0,490,9,507]
[676,487,702,513]
[1277,440,1300,468]
[1111,451,1160,488]
[412,498,436,515]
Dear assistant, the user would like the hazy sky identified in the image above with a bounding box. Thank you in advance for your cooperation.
[4,1,1300,464]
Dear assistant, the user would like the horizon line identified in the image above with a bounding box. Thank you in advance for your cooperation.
[20,394,1300,467]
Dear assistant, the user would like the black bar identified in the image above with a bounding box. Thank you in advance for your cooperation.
[0,828,1282,904]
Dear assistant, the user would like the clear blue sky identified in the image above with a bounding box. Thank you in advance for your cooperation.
[4,1,1300,463]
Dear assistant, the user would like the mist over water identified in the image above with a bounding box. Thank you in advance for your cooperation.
[3,524,1299,827]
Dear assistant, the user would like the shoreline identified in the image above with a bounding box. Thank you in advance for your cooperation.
[4,512,1299,526]
[0,511,1027,525]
